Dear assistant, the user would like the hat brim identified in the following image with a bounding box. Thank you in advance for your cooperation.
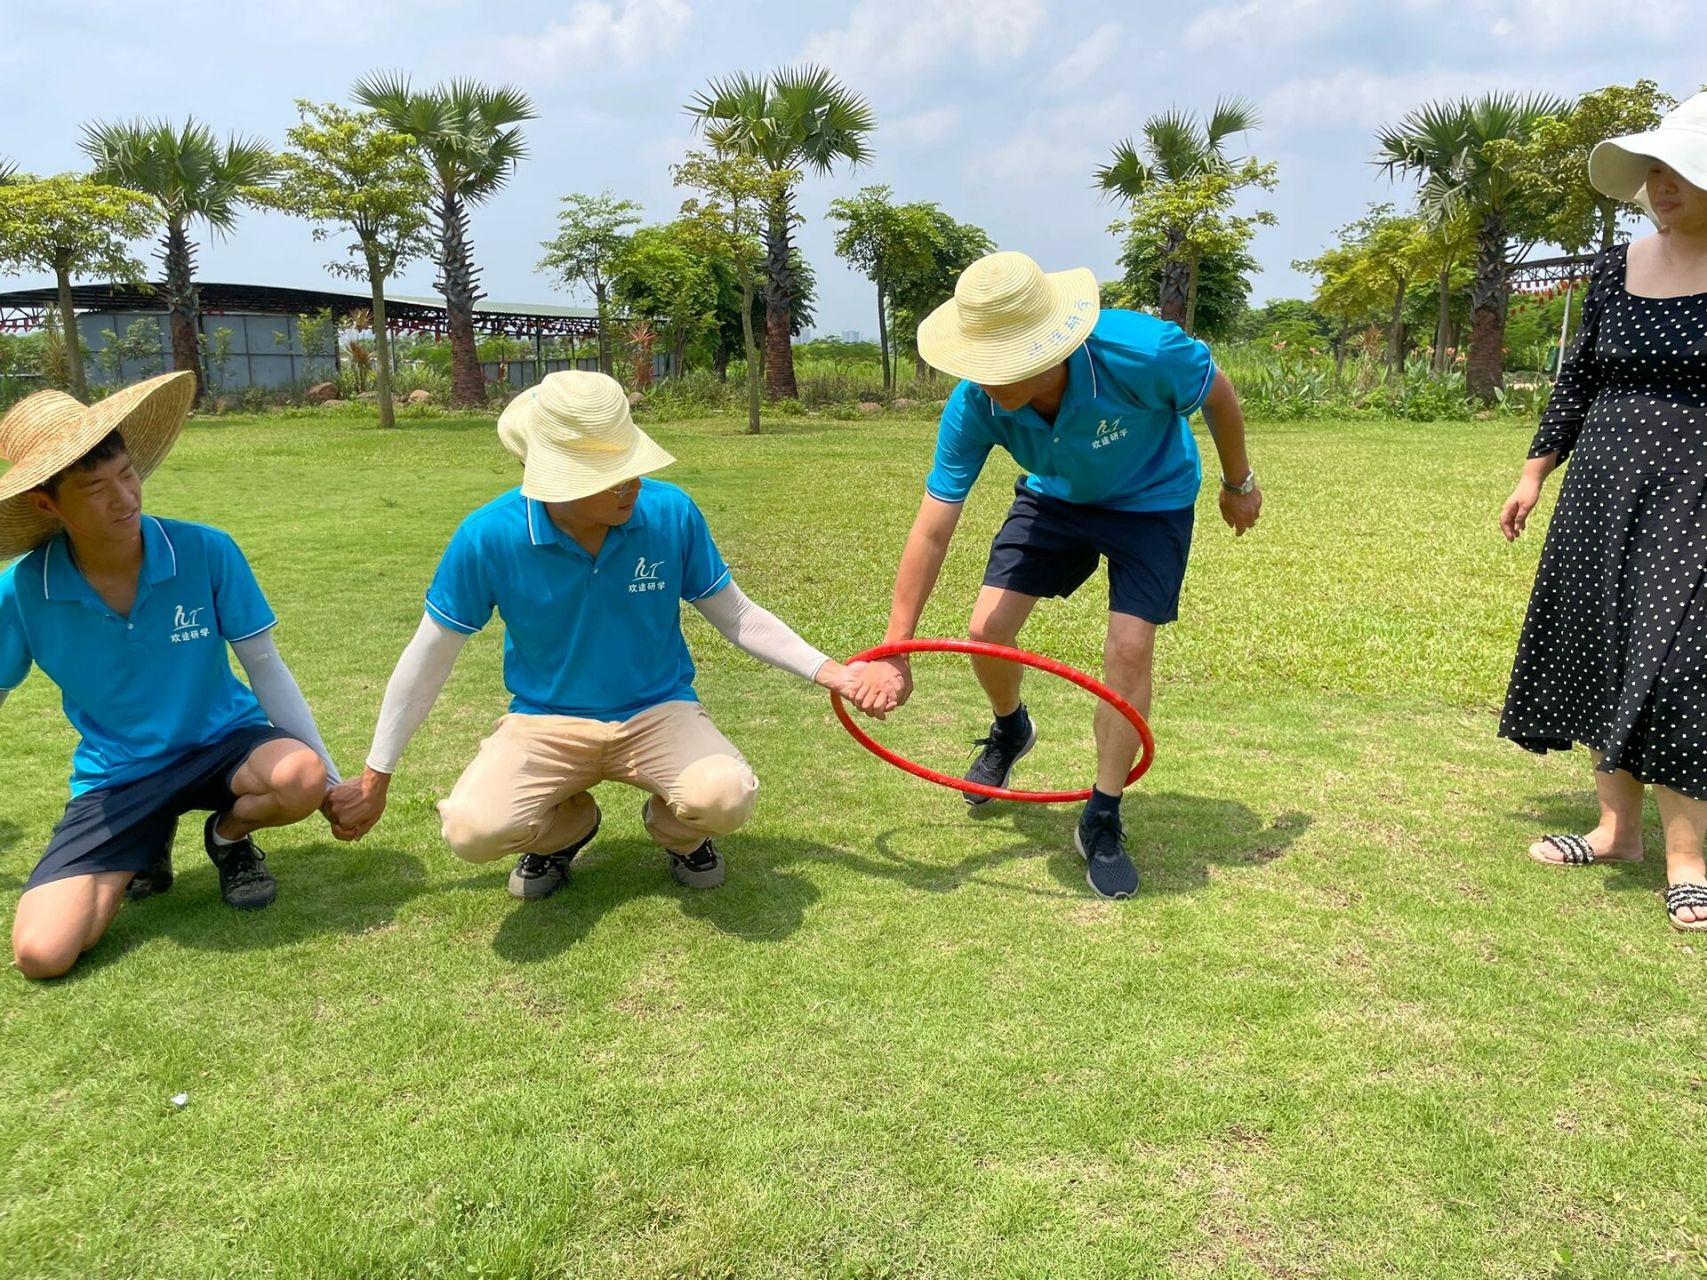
[0,371,196,561]
[917,266,1101,385]
[499,390,676,503]
[1590,130,1707,201]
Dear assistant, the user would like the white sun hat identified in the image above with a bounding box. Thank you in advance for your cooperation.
[1589,90,1707,202]
[916,251,1100,385]
[494,371,674,503]
[0,371,196,560]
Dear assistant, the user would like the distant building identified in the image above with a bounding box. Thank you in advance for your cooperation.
[839,329,862,343]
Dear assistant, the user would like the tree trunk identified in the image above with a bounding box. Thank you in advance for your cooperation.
[1466,211,1510,404]
[55,261,89,403]
[713,334,731,382]
[1598,197,1618,253]
[1182,253,1201,336]
[367,251,396,430]
[1157,226,1189,325]
[595,281,612,375]
[1433,265,1452,375]
[161,218,203,398]
[1386,278,1408,384]
[1333,324,1348,390]
[915,348,928,380]
[435,190,486,408]
[739,277,761,435]
[762,194,798,401]
[672,328,689,377]
[875,279,891,391]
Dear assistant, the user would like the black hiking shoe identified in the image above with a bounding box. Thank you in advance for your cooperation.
[203,812,277,910]
[962,707,1037,806]
[669,840,725,889]
[125,848,175,901]
[1075,808,1139,899]
[508,815,601,900]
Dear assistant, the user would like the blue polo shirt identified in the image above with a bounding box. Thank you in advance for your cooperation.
[925,309,1216,512]
[424,480,732,721]
[0,517,275,797]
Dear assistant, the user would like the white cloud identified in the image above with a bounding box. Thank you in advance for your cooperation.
[801,0,1049,84]
[889,106,963,146]
[504,0,692,72]
[1261,66,1504,132]
[1182,0,1346,51]
[981,91,1137,186]
[1043,21,1123,93]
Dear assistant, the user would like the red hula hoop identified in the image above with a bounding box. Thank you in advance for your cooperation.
[829,638,1155,803]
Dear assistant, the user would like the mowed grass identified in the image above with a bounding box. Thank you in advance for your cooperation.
[1,407,1703,1280]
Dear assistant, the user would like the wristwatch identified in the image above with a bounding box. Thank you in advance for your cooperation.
[1221,468,1256,496]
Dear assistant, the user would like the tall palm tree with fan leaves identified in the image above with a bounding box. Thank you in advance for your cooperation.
[687,65,875,401]
[1378,91,1568,401]
[80,118,276,397]
[1094,98,1260,327]
[354,73,536,408]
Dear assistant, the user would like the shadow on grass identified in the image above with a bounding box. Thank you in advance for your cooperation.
[69,841,431,979]
[0,820,24,893]
[1511,789,1669,895]
[821,791,1312,899]
[441,834,824,964]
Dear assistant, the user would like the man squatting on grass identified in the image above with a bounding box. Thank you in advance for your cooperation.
[0,373,340,979]
[849,252,1262,900]
[324,371,874,897]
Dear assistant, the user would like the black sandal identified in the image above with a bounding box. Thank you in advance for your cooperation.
[1665,883,1707,933]
[1531,834,1599,865]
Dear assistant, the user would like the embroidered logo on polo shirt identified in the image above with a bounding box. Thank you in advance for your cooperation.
[628,556,667,595]
[170,604,212,644]
[1092,417,1128,449]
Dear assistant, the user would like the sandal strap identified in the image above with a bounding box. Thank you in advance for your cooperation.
[1666,883,1707,912]
[1542,834,1595,865]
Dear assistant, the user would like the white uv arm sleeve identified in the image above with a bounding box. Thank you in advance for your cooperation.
[691,580,830,683]
[231,631,342,786]
[366,614,470,775]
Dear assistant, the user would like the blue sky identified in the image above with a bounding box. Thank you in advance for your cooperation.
[1,0,1698,335]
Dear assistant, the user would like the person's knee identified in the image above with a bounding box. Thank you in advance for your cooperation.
[438,796,528,863]
[969,610,1018,645]
[670,755,758,836]
[12,929,80,980]
[1104,625,1156,677]
[269,749,328,822]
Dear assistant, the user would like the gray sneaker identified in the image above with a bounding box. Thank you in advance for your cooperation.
[670,840,725,889]
[507,815,601,900]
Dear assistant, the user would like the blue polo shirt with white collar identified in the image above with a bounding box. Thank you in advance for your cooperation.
[925,309,1216,512]
[424,479,731,721]
[0,517,276,797]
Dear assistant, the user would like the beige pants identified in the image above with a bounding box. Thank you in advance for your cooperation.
[437,700,758,860]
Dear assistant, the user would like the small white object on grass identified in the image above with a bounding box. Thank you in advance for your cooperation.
[170,1093,189,1108]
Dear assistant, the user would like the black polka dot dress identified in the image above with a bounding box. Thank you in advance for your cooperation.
[1500,242,1707,800]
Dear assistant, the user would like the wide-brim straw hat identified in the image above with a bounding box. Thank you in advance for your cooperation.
[917,251,1100,385]
[495,371,674,503]
[0,371,196,560]
[1589,90,1707,203]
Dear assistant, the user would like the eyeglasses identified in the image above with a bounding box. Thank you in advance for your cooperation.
[605,478,641,497]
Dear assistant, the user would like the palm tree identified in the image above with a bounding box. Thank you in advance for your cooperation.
[687,65,875,401]
[1094,98,1260,326]
[354,74,536,408]
[1378,92,1568,401]
[80,118,276,397]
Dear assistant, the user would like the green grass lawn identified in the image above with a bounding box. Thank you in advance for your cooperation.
[2,407,1703,1279]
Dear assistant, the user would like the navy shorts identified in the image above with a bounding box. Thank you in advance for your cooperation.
[24,724,294,891]
[983,479,1195,624]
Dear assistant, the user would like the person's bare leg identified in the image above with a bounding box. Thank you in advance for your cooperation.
[967,585,1041,716]
[1529,749,1645,863]
[213,739,327,841]
[1656,785,1707,925]
[11,871,133,980]
[1094,612,1156,797]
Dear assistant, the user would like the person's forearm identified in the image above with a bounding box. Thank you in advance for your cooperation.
[366,616,468,775]
[885,504,959,644]
[1201,375,1251,483]
[1522,452,1560,483]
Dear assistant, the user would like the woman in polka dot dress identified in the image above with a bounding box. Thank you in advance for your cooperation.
[1499,95,1707,933]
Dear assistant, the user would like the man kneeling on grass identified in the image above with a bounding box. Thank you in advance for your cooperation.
[0,373,341,979]
[325,371,872,896]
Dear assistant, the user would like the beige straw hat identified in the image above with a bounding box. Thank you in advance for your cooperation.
[917,251,1100,385]
[495,370,674,503]
[0,371,196,560]
[1589,90,1707,202]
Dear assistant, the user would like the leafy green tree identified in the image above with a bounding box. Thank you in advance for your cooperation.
[354,73,536,407]
[0,173,156,400]
[687,65,875,401]
[1118,239,1257,342]
[1095,99,1261,326]
[610,221,720,375]
[1110,158,1277,335]
[674,149,795,434]
[826,185,938,390]
[80,117,276,396]
[887,208,993,380]
[538,191,643,377]
[1378,91,1568,401]
[269,101,434,428]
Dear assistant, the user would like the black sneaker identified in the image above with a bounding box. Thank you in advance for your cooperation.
[125,849,175,901]
[1075,809,1139,899]
[670,840,725,889]
[507,815,601,900]
[963,707,1037,806]
[203,812,277,910]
